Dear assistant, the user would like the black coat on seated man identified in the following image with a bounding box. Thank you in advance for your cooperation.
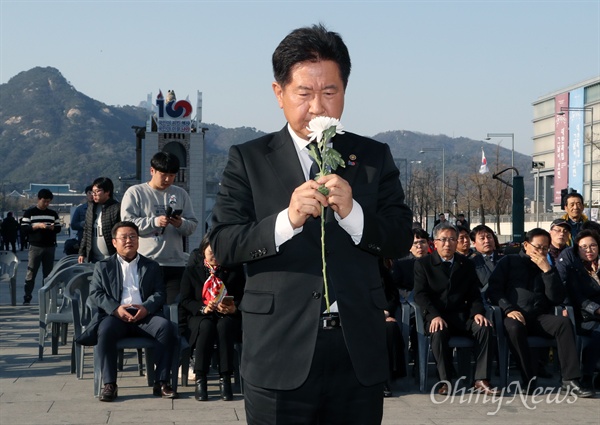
[487,228,593,397]
[414,223,496,393]
[88,221,177,401]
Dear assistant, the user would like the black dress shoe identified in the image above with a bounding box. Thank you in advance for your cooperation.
[220,374,233,401]
[383,382,393,398]
[153,382,178,399]
[561,379,595,398]
[195,376,208,401]
[99,383,118,402]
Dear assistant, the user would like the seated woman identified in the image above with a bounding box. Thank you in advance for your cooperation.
[180,233,245,401]
[556,229,600,389]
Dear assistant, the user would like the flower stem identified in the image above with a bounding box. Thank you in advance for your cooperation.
[320,204,330,313]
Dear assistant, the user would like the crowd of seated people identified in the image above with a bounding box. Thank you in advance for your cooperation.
[384,214,598,398]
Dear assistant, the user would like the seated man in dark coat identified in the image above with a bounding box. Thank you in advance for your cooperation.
[488,227,594,397]
[414,222,497,396]
[88,221,178,402]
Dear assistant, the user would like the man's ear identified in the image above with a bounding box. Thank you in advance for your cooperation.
[272,82,284,109]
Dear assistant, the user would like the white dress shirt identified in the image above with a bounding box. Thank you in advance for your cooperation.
[117,254,143,306]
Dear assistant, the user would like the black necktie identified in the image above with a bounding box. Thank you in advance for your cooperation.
[308,142,320,180]
[443,261,452,275]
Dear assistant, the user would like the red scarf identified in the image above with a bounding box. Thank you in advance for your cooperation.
[202,259,227,305]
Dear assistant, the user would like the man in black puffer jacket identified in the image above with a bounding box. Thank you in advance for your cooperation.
[488,228,594,398]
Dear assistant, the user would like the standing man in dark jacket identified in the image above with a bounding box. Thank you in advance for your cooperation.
[22,189,61,305]
[210,24,413,424]
[1,211,19,253]
[414,222,497,396]
[78,177,121,263]
[488,228,594,397]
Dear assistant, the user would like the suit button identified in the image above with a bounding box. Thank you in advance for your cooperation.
[312,291,321,299]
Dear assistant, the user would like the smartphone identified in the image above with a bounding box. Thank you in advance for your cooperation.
[125,307,139,316]
[221,296,234,306]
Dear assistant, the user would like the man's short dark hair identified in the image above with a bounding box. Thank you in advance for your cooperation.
[457,225,470,235]
[151,151,180,174]
[524,228,551,244]
[470,224,494,242]
[272,23,351,89]
[412,228,429,241]
[581,220,600,234]
[566,192,584,205]
[92,177,114,199]
[111,221,139,238]
[84,185,93,193]
[37,189,53,200]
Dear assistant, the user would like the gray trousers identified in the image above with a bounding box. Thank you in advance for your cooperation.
[24,245,55,300]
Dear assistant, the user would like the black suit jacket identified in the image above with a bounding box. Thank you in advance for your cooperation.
[210,126,413,390]
[413,251,485,326]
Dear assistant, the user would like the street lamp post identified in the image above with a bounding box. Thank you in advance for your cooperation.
[559,107,595,207]
[486,132,515,173]
[420,147,445,214]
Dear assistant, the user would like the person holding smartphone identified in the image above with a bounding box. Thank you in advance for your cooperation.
[121,151,198,304]
[180,233,245,401]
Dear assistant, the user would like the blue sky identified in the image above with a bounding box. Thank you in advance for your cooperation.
[1,0,599,155]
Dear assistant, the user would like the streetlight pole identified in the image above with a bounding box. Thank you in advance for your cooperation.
[559,107,595,207]
[420,147,445,214]
[486,132,515,173]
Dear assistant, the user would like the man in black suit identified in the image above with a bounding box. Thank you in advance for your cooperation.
[210,24,412,425]
[469,224,502,291]
[88,221,177,402]
[488,228,594,397]
[414,222,497,396]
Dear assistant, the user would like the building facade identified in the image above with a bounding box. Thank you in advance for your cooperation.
[532,77,600,215]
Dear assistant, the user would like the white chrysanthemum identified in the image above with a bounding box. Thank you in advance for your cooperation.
[307,116,345,142]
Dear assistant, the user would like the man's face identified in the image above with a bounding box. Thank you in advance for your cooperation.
[566,197,584,221]
[112,226,139,260]
[149,167,176,190]
[409,235,429,258]
[37,198,51,210]
[550,225,569,248]
[439,214,446,222]
[457,230,471,255]
[474,231,495,255]
[524,235,550,258]
[92,185,110,205]
[434,229,457,260]
[86,191,94,203]
[272,60,345,140]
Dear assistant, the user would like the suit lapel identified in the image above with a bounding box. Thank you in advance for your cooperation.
[265,127,306,195]
[333,134,359,187]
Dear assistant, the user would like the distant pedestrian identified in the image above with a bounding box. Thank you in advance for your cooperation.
[1,212,18,253]
[19,218,28,251]
[22,189,61,305]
